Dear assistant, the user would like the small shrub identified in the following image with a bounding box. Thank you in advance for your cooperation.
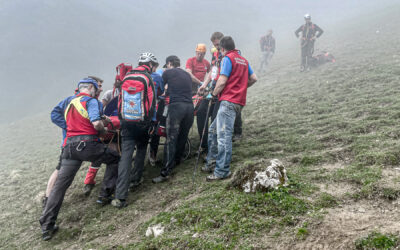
[355,231,399,249]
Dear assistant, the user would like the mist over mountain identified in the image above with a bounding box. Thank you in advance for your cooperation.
[0,0,396,123]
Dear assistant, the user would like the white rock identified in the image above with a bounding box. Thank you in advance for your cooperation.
[145,224,164,238]
[242,159,288,193]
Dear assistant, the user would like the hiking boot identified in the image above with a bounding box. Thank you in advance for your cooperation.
[42,224,59,241]
[152,175,169,184]
[201,161,216,173]
[83,184,95,196]
[96,196,112,206]
[206,172,232,182]
[111,199,127,209]
[42,196,48,209]
[149,151,157,167]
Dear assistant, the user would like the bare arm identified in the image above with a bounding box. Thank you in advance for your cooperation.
[248,73,257,88]
[212,75,228,96]
[186,69,202,85]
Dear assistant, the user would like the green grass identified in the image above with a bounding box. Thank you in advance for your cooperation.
[2,6,400,248]
[355,231,399,249]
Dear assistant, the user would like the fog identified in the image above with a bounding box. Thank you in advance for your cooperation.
[0,0,397,123]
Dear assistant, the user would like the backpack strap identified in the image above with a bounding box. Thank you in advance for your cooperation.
[64,96,90,121]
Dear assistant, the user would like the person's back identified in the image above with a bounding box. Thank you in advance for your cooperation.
[153,55,194,183]
[163,67,192,104]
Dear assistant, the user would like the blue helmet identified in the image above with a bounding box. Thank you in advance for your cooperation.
[78,77,99,90]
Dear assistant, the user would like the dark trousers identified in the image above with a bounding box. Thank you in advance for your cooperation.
[211,100,242,136]
[196,99,215,149]
[115,123,149,200]
[301,40,315,68]
[150,100,166,156]
[161,102,194,177]
[39,139,120,231]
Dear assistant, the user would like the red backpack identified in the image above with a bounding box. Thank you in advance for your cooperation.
[118,65,156,124]
[115,63,133,82]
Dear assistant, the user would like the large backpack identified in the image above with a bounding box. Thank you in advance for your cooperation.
[118,67,156,124]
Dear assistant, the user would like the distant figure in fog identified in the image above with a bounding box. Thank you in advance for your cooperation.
[258,29,275,73]
[295,14,324,72]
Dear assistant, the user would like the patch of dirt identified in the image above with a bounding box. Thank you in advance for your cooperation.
[285,200,400,249]
[316,182,355,197]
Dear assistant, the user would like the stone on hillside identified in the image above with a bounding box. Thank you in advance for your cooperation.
[145,224,164,238]
[230,159,288,193]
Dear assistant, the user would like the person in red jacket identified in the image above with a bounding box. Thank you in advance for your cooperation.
[39,78,120,241]
[203,36,257,181]
[186,43,211,96]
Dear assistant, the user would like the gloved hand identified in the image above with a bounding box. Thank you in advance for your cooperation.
[148,121,157,135]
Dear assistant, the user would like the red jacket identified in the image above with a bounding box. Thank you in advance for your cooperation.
[65,93,100,138]
[219,50,249,106]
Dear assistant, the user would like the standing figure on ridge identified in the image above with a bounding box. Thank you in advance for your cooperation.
[295,14,323,72]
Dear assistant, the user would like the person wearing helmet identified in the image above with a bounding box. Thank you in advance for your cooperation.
[40,78,120,241]
[258,29,275,73]
[295,14,324,71]
[43,76,104,205]
[152,55,194,183]
[111,52,158,208]
[186,43,211,96]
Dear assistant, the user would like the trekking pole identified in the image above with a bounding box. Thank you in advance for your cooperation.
[192,95,213,187]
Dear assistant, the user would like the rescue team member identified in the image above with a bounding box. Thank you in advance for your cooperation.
[295,14,323,72]
[203,36,257,181]
[197,32,224,154]
[111,53,159,208]
[258,29,275,72]
[152,55,194,183]
[185,43,211,95]
[39,78,120,241]
[43,76,103,206]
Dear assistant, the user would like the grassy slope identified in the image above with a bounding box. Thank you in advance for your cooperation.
[1,6,400,249]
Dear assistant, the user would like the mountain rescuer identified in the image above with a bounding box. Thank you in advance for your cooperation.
[39,78,120,241]
[152,55,194,183]
[111,53,158,208]
[203,36,257,181]
[295,14,324,72]
[197,32,224,155]
[44,76,104,206]
[258,29,275,72]
[186,43,211,96]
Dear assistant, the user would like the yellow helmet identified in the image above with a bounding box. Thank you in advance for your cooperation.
[196,43,207,53]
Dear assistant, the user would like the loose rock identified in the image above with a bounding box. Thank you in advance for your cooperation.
[230,159,288,192]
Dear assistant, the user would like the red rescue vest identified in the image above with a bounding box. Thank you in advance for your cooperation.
[219,50,249,106]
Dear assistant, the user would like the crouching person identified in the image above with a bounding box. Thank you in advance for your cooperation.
[39,78,120,241]
[111,52,158,208]
[204,36,257,181]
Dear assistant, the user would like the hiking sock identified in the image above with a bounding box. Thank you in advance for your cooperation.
[84,166,99,185]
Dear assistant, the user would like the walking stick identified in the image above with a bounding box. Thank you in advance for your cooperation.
[192,95,213,186]
[192,72,217,186]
